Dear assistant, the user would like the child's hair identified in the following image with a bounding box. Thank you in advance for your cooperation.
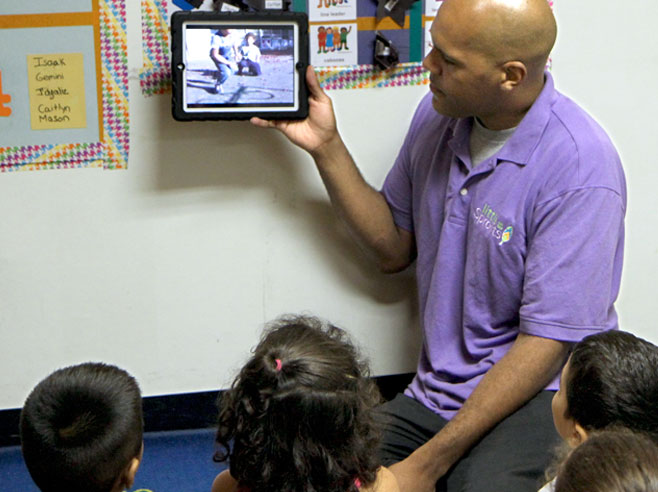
[20,362,143,492]
[565,330,658,441]
[214,314,382,492]
[554,429,658,492]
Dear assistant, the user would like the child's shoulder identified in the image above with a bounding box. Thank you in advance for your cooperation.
[362,467,400,492]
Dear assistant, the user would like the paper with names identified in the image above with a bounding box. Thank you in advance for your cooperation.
[27,53,87,130]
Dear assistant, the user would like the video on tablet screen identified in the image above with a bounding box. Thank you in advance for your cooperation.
[182,24,298,111]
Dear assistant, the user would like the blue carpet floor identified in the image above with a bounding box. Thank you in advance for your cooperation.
[0,428,227,492]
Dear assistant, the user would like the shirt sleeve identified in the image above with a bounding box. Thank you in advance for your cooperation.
[381,140,414,233]
[519,186,625,342]
[380,96,435,233]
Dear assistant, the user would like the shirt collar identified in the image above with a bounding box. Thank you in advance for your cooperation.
[496,71,558,166]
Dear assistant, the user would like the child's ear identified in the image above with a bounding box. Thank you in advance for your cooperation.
[117,442,143,491]
[567,422,589,448]
[125,456,142,487]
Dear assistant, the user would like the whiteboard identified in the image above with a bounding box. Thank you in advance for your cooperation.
[0,0,656,410]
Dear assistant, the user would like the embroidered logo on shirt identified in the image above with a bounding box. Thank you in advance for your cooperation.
[499,225,513,245]
[473,203,513,246]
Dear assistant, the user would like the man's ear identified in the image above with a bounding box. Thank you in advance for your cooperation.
[500,61,527,90]
[567,422,589,448]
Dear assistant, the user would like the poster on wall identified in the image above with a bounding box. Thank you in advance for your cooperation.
[0,0,130,172]
[423,0,441,56]
[310,23,359,66]
[140,0,430,95]
[139,0,554,95]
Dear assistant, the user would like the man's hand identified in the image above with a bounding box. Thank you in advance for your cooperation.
[250,65,340,157]
[389,455,438,492]
[389,334,570,492]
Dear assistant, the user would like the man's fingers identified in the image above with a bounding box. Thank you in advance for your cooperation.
[250,116,277,128]
[305,65,329,103]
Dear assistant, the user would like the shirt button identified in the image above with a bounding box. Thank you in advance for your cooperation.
[460,188,468,196]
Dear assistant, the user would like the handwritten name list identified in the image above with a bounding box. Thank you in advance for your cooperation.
[27,53,87,130]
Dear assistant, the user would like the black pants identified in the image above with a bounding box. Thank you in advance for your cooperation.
[378,391,560,492]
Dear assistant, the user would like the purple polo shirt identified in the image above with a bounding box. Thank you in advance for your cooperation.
[381,73,626,420]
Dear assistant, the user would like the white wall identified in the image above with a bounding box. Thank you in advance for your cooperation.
[1,0,656,410]
[550,0,658,343]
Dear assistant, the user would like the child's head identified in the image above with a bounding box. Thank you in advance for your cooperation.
[552,330,658,447]
[245,33,256,44]
[214,314,382,492]
[20,362,143,492]
[554,429,658,492]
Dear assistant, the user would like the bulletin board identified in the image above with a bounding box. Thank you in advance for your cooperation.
[139,0,433,96]
[0,1,129,172]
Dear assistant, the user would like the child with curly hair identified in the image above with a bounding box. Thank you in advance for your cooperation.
[211,314,399,492]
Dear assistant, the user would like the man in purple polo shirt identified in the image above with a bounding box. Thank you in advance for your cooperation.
[252,0,626,490]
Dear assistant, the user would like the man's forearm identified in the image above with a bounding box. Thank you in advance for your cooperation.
[409,334,570,480]
[311,137,414,272]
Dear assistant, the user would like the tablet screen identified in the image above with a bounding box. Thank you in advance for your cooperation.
[172,12,309,120]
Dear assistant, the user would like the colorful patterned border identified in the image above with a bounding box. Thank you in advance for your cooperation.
[100,0,130,170]
[139,0,429,96]
[140,0,172,96]
[317,63,428,89]
[0,0,130,172]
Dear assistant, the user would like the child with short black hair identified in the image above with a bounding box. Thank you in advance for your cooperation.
[554,429,658,492]
[540,330,658,491]
[20,362,144,492]
[211,314,399,492]
[237,32,261,76]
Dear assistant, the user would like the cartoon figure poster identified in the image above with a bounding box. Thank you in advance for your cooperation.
[424,0,442,19]
[310,22,358,66]
[308,0,357,23]
[424,20,433,57]
[168,0,214,13]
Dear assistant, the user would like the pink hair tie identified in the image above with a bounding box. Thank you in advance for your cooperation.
[274,358,283,371]
[354,478,362,489]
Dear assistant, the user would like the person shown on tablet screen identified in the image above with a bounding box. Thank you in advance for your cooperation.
[209,29,238,94]
[251,0,626,490]
[237,32,262,76]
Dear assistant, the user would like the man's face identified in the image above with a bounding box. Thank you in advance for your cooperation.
[422,4,500,119]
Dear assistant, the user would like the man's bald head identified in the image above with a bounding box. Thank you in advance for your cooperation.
[440,0,557,79]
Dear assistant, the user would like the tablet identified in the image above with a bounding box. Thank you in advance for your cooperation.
[171,11,309,121]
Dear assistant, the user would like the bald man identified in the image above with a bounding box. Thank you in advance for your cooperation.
[252,0,626,490]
